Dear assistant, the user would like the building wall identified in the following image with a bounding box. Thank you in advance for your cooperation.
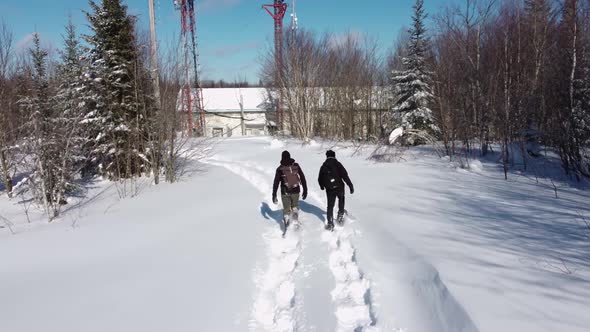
[205,112,270,137]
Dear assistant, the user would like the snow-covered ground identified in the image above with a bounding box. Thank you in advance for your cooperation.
[1,136,589,332]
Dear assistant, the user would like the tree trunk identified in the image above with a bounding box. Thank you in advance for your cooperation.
[0,149,12,197]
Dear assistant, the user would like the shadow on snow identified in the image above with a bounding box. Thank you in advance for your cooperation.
[260,200,326,233]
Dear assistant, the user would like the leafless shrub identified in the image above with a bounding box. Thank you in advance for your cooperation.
[369,144,408,163]
[261,29,385,141]
[0,214,15,234]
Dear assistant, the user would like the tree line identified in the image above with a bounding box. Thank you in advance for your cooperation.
[432,0,590,180]
[201,79,263,88]
[0,0,191,218]
[265,0,590,179]
[261,30,386,141]
[0,0,589,220]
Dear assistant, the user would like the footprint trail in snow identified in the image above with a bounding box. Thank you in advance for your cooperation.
[322,221,380,332]
[202,158,303,332]
[204,157,390,331]
[308,190,382,332]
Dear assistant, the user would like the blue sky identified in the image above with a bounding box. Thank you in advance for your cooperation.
[0,0,449,82]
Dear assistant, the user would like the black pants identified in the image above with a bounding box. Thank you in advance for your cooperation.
[326,188,345,223]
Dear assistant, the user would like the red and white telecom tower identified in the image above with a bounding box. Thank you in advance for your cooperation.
[175,0,205,136]
[263,0,288,132]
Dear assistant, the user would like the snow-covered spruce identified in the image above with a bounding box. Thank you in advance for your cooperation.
[389,0,438,145]
[81,0,154,179]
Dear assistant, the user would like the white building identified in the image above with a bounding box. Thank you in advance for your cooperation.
[178,87,276,137]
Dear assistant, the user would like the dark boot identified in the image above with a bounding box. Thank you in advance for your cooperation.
[291,208,300,229]
[337,211,344,225]
[325,216,334,231]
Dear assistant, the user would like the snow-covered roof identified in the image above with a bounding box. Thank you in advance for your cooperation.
[178,88,273,113]
[177,86,390,113]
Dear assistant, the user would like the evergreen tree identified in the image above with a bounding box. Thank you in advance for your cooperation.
[58,19,83,91]
[51,18,86,208]
[20,33,58,214]
[83,0,147,179]
[390,0,437,145]
[29,33,50,137]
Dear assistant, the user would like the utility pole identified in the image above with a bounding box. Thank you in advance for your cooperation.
[148,0,162,184]
[240,94,246,136]
[148,0,161,110]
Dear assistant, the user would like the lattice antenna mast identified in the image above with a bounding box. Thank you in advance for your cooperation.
[174,0,205,136]
[187,0,205,134]
[290,0,298,32]
[263,0,288,132]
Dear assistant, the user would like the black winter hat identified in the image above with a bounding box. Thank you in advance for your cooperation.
[326,150,336,158]
[281,150,291,161]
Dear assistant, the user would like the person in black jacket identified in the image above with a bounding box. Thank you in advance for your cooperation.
[318,150,354,230]
[272,150,308,227]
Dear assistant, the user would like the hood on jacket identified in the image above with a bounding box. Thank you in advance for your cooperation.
[323,157,338,167]
[281,150,295,166]
[281,158,295,166]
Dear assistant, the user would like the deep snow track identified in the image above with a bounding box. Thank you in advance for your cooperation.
[205,156,386,332]
[202,158,303,332]
[308,196,382,332]
[321,219,380,332]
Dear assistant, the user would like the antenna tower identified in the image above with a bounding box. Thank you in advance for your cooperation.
[291,0,298,32]
[263,0,288,132]
[175,0,205,136]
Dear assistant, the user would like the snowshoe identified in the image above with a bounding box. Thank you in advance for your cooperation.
[291,208,300,230]
[336,213,345,226]
[282,216,290,237]
[325,221,335,231]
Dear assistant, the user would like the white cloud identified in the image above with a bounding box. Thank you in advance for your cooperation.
[15,32,53,52]
[15,33,36,51]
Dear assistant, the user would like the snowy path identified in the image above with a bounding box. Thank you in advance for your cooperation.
[5,137,588,332]
[202,158,304,332]
[304,188,380,331]
[320,217,380,332]
[203,156,384,332]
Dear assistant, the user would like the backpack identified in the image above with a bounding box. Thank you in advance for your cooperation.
[280,164,300,189]
[323,162,342,190]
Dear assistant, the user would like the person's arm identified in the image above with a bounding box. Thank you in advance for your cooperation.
[318,165,325,190]
[272,167,281,202]
[297,164,308,198]
[338,162,354,192]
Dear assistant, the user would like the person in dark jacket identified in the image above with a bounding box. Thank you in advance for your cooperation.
[318,150,354,230]
[272,150,308,227]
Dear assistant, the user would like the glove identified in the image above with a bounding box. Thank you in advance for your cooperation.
[272,195,278,204]
[302,191,307,200]
[350,186,354,195]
